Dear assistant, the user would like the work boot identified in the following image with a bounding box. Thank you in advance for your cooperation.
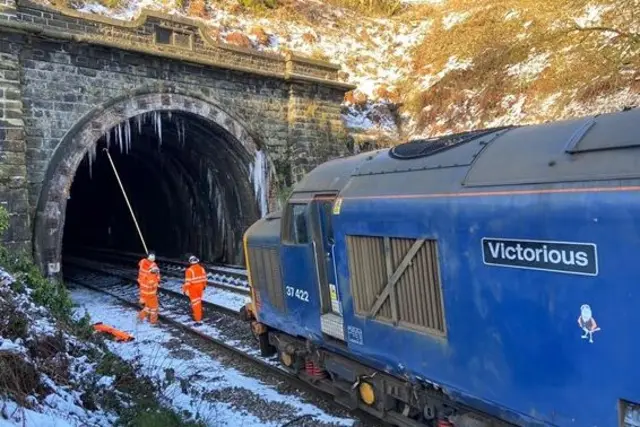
[194,322,202,327]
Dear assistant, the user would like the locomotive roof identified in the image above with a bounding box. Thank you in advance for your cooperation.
[296,108,640,200]
[291,149,384,194]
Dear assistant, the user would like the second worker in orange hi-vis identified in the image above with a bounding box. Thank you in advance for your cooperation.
[137,251,158,306]
[138,266,160,325]
[182,255,207,325]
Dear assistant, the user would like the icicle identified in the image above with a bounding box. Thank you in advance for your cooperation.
[154,111,163,146]
[250,150,268,218]
[136,114,143,135]
[87,144,97,180]
[105,127,111,149]
[124,119,132,154]
[175,117,184,147]
[116,122,124,154]
[215,185,226,246]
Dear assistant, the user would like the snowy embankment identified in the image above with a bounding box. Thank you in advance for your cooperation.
[0,268,117,426]
[0,262,356,426]
[70,285,356,427]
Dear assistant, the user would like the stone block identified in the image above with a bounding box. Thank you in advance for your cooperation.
[0,140,25,152]
[0,150,25,165]
[4,212,31,241]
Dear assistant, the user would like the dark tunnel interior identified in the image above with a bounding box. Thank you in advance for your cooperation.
[62,111,264,266]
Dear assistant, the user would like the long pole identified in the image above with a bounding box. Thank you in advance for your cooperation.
[102,148,149,255]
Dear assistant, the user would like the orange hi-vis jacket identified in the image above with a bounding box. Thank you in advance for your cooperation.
[182,264,207,295]
[141,269,160,299]
[138,258,158,284]
[138,258,158,302]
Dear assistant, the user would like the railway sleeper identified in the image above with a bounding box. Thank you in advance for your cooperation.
[268,331,511,427]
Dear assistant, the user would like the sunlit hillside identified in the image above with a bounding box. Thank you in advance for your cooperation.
[39,0,640,145]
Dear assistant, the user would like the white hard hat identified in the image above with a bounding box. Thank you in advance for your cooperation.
[148,251,156,261]
[188,255,199,264]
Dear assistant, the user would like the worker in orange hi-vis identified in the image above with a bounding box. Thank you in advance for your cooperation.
[138,266,160,325]
[182,255,207,325]
[137,251,157,306]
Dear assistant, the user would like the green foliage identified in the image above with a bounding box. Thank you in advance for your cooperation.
[119,407,206,427]
[0,251,74,322]
[96,353,204,427]
[73,311,95,341]
[277,184,293,207]
[0,205,8,237]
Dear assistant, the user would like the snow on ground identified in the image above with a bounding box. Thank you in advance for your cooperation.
[0,398,112,427]
[160,277,247,312]
[70,287,355,427]
[0,269,117,427]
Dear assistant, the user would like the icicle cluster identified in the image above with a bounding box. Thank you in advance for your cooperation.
[85,111,187,177]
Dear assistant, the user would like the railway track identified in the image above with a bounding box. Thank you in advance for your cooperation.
[65,246,250,292]
[63,258,246,317]
[64,252,250,296]
[63,263,384,427]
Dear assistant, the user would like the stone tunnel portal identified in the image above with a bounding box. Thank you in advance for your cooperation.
[61,110,266,267]
[60,109,267,268]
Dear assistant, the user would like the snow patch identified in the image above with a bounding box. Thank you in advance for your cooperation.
[443,12,470,30]
[506,52,551,82]
[573,4,612,28]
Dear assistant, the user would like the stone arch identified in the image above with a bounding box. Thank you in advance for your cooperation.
[34,90,275,276]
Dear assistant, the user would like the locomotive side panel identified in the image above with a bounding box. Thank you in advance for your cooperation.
[334,173,640,427]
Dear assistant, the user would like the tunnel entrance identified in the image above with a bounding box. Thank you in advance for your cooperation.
[61,110,266,266]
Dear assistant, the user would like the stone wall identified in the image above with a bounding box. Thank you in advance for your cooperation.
[0,0,354,263]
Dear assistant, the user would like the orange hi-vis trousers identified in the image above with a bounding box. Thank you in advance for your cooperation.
[186,286,203,322]
[183,264,207,322]
[138,277,159,325]
[138,294,158,324]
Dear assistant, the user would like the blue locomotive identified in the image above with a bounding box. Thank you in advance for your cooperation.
[240,108,640,427]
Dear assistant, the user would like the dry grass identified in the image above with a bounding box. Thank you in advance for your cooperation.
[403,0,640,131]
[187,0,209,18]
[0,354,49,406]
[323,0,404,17]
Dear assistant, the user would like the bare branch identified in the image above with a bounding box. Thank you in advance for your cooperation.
[572,25,640,43]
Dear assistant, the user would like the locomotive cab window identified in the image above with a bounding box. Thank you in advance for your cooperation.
[283,203,310,244]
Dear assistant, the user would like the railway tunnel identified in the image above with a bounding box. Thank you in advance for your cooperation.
[58,107,268,270]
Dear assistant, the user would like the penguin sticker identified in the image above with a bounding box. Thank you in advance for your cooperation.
[578,304,601,343]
